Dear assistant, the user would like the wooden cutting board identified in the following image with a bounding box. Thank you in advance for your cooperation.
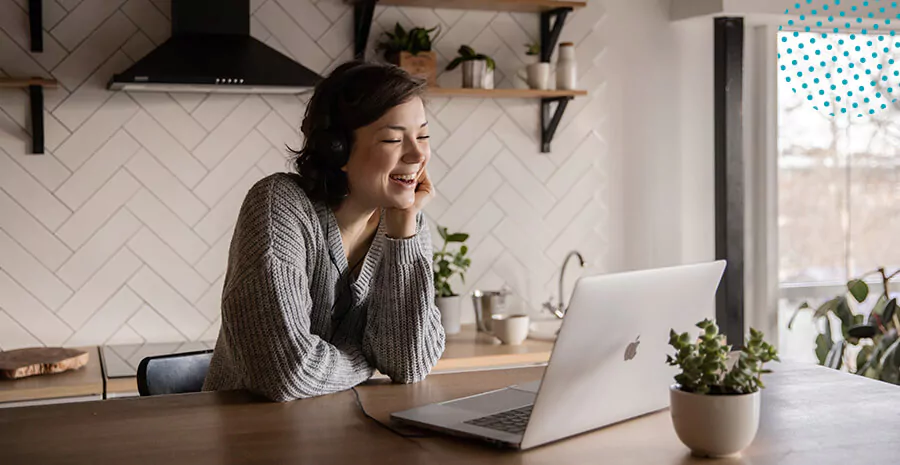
[0,348,89,380]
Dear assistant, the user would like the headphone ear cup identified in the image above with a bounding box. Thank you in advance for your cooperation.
[329,133,349,168]
[330,137,345,157]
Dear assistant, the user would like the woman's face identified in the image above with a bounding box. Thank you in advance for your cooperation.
[343,96,430,210]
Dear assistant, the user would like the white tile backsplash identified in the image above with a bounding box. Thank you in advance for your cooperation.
[126,189,208,264]
[56,247,141,329]
[56,170,140,249]
[0,189,72,270]
[57,209,141,289]
[123,150,209,226]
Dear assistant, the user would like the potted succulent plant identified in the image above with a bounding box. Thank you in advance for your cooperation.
[667,319,779,458]
[446,45,496,89]
[433,226,471,335]
[376,23,440,86]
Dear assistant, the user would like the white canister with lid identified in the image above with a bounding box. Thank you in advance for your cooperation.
[556,42,577,90]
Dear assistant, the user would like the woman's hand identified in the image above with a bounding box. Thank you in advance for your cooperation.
[385,169,434,239]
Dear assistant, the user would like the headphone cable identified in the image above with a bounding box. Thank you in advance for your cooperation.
[351,386,432,439]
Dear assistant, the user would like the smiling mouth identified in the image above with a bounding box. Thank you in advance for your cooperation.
[389,173,417,188]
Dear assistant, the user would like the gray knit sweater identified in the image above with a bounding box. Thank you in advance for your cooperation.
[202,173,446,401]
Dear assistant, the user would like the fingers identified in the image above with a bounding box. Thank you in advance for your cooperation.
[417,165,428,183]
[415,168,431,191]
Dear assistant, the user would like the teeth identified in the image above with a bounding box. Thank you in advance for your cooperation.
[390,173,417,181]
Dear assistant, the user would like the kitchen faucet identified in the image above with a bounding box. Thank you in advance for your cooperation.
[542,250,586,319]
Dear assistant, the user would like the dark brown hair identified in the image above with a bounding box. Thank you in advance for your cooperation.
[291,61,426,207]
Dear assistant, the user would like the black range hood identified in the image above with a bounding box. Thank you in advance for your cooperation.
[108,0,321,94]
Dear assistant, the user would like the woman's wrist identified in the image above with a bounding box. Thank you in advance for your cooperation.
[385,209,417,239]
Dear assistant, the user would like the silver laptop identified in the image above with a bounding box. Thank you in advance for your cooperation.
[391,260,727,450]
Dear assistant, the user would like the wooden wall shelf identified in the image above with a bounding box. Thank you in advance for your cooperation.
[350,0,585,152]
[0,77,59,154]
[0,78,58,88]
[426,88,586,98]
[360,0,587,13]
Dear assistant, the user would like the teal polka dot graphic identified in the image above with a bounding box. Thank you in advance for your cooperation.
[780,0,900,117]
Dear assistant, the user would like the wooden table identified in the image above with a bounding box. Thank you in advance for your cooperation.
[103,324,555,397]
[2,361,898,464]
[0,347,103,408]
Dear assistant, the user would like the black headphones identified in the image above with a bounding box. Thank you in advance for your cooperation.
[310,62,382,171]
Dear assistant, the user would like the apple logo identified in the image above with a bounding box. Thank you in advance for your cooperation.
[624,335,640,361]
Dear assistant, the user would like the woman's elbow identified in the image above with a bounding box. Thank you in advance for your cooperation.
[389,367,430,384]
[387,350,443,384]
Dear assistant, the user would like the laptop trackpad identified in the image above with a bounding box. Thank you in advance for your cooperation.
[443,388,536,416]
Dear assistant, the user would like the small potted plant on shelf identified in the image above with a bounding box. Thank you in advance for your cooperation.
[446,45,496,89]
[433,226,471,335]
[376,23,440,86]
[525,42,540,61]
[667,319,779,458]
[518,42,550,90]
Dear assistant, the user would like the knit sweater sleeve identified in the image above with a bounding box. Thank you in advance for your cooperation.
[363,214,446,383]
[217,177,374,401]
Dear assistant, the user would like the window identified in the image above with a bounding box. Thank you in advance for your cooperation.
[776,30,900,361]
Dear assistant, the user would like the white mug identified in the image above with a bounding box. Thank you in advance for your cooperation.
[491,313,530,345]
[517,63,550,90]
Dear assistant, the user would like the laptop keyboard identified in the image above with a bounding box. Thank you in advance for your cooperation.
[464,405,533,435]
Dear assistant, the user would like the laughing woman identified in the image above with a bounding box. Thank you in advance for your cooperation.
[203,61,446,401]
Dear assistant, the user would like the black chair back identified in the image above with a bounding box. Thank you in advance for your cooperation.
[136,350,214,396]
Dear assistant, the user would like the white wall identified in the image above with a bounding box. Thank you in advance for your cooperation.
[0,0,715,349]
[605,0,716,271]
[674,17,717,265]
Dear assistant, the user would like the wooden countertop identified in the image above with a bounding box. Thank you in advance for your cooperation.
[1,362,898,464]
[104,324,555,395]
[436,323,554,371]
[0,347,103,404]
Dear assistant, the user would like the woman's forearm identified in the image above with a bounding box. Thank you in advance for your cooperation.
[364,228,446,382]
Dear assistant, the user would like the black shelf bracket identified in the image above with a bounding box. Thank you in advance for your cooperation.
[538,8,572,152]
[540,8,571,63]
[29,0,43,52]
[353,0,377,60]
[541,96,571,153]
[29,85,45,154]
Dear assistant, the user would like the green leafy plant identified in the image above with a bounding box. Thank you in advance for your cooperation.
[445,45,496,71]
[788,267,900,384]
[376,23,440,59]
[433,226,471,298]
[525,42,540,56]
[667,319,779,395]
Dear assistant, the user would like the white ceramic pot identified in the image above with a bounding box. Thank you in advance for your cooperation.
[462,60,493,89]
[669,385,760,458]
[435,296,462,335]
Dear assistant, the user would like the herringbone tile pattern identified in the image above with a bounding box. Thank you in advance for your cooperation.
[0,0,609,349]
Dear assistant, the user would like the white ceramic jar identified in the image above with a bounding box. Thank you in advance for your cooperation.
[556,42,577,90]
